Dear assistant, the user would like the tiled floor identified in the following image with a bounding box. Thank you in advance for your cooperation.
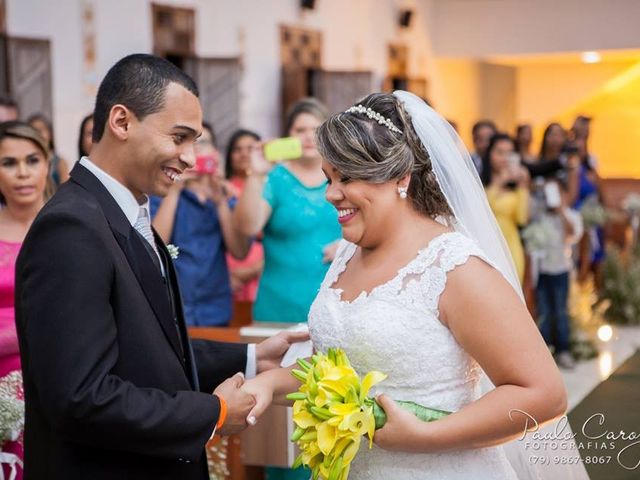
[563,325,640,411]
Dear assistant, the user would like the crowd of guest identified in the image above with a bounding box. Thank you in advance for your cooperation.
[474,115,605,370]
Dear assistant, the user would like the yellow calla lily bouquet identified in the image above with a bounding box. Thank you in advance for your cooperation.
[286,348,450,480]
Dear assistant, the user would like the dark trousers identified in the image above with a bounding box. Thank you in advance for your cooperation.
[536,271,571,353]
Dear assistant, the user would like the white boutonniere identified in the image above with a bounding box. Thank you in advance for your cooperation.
[167,244,180,260]
[623,192,640,216]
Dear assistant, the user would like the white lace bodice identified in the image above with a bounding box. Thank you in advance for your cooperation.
[308,231,518,479]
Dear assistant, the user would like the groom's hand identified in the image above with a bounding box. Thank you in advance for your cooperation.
[256,330,310,373]
[213,372,256,436]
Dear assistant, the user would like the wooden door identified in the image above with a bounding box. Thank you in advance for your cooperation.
[310,70,374,113]
[0,0,6,34]
[151,3,195,59]
[7,36,52,119]
[281,65,308,124]
[0,35,8,94]
[183,57,241,152]
[280,25,322,121]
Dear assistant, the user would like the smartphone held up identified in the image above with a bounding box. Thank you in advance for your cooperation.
[263,137,303,162]
[194,153,219,175]
[543,181,562,209]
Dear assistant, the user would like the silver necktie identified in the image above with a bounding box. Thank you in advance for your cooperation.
[133,207,164,277]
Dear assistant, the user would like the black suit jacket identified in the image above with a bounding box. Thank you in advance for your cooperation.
[15,163,247,479]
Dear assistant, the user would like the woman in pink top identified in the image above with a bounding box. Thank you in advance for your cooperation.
[225,129,264,302]
[0,122,50,479]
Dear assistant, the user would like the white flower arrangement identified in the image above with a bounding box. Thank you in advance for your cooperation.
[580,196,608,228]
[622,192,640,216]
[522,221,553,253]
[0,371,24,443]
[166,244,180,260]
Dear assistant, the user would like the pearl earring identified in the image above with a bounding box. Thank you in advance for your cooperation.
[398,187,408,199]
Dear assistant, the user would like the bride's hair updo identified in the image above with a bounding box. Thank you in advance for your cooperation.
[316,93,452,219]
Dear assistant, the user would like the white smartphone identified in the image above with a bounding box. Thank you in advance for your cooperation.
[507,152,521,170]
[543,181,561,209]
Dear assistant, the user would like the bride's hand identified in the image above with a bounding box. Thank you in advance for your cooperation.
[256,330,310,373]
[240,376,274,426]
[373,395,426,452]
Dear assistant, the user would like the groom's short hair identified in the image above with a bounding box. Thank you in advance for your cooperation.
[92,54,199,143]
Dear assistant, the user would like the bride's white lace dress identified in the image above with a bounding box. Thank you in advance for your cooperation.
[308,232,518,479]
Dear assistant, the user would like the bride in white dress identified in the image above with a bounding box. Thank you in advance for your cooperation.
[243,92,586,479]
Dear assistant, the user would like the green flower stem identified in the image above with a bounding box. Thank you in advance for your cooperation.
[372,400,450,429]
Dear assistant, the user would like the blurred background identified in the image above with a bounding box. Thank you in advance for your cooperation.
[1,0,639,178]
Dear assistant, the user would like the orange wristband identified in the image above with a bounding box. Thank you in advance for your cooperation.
[215,394,228,430]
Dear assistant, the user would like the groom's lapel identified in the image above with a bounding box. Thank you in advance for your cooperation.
[126,232,185,363]
[154,231,200,390]
[69,164,185,365]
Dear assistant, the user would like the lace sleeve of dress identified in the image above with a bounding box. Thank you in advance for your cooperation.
[333,239,351,260]
[423,233,497,314]
[321,239,354,288]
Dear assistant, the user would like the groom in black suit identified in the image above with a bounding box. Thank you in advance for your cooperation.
[14,54,305,479]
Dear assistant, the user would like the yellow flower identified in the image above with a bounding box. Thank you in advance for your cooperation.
[317,421,338,455]
[287,349,392,480]
[328,402,360,417]
[360,371,387,402]
[293,399,305,415]
[294,410,320,429]
[299,441,321,466]
[315,386,342,407]
[342,436,361,464]
[339,411,368,436]
[365,406,376,447]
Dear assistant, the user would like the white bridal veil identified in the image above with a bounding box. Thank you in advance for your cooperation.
[393,90,522,296]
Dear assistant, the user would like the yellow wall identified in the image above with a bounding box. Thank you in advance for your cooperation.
[517,60,640,178]
[430,59,483,147]
[431,60,516,148]
[553,62,640,178]
[516,61,633,123]
[479,63,517,135]
[431,57,640,178]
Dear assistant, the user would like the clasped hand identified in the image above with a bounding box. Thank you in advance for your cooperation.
[212,330,309,435]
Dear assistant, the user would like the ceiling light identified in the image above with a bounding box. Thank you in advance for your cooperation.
[582,51,601,64]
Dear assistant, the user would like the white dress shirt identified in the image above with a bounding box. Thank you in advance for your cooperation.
[78,157,256,378]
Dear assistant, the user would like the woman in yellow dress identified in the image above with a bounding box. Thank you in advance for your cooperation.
[481,134,530,284]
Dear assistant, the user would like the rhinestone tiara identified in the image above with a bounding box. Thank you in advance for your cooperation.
[344,104,403,134]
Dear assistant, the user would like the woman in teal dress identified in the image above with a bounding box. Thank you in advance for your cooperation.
[233,98,340,480]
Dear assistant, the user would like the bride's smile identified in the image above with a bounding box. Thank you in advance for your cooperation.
[336,207,359,224]
[323,159,415,249]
